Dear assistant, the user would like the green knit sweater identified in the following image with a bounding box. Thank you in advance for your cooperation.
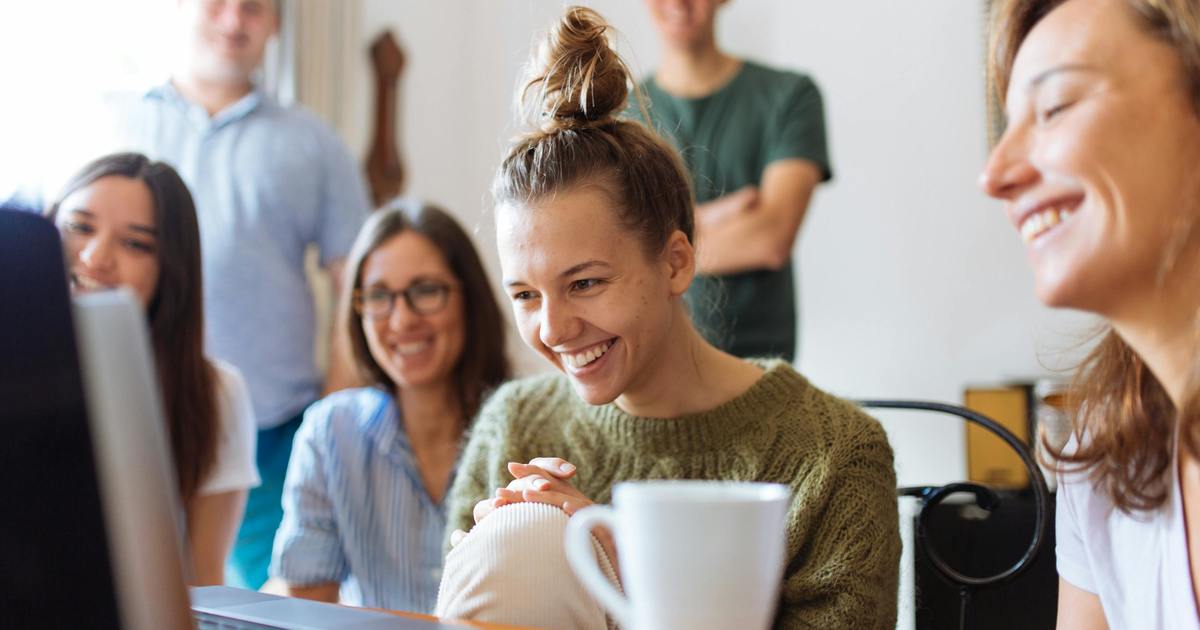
[445,360,900,629]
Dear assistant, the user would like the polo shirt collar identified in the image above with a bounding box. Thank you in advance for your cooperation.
[145,80,267,130]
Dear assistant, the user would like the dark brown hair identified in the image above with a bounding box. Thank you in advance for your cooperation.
[494,5,695,258]
[47,152,217,504]
[340,198,511,421]
[989,0,1200,512]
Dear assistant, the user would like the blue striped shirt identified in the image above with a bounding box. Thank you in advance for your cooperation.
[270,388,448,612]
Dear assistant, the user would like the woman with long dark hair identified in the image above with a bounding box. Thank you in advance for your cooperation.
[269,198,510,612]
[47,152,259,584]
[982,1,1200,626]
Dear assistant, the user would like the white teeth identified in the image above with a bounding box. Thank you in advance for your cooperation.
[1020,205,1075,244]
[396,341,431,356]
[73,274,114,291]
[563,340,612,370]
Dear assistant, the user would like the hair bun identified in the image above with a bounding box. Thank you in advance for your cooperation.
[522,6,631,131]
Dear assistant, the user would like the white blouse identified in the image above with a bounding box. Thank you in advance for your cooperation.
[1056,435,1199,629]
[197,360,261,495]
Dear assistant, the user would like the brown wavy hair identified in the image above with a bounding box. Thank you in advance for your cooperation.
[47,152,217,504]
[989,0,1200,512]
[340,198,511,422]
[494,5,695,257]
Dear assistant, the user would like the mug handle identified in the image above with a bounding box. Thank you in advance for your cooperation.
[564,505,631,628]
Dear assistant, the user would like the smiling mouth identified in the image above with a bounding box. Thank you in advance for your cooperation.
[1019,203,1079,245]
[561,339,616,370]
[72,273,116,292]
[395,340,432,357]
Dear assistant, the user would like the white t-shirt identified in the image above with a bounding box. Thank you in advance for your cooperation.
[196,360,261,495]
[1056,436,1199,629]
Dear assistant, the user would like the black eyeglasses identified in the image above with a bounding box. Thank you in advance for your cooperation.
[353,281,455,319]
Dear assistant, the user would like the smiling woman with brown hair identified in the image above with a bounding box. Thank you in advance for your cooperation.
[433,6,899,629]
[981,0,1200,627]
[268,199,510,612]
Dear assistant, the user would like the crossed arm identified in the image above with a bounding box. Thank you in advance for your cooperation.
[695,158,823,276]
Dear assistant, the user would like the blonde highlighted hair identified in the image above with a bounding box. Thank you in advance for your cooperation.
[988,0,1200,512]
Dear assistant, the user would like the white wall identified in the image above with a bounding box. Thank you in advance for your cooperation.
[0,0,179,201]
[343,0,1094,487]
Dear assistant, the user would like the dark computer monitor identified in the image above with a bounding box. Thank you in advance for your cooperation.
[0,209,122,628]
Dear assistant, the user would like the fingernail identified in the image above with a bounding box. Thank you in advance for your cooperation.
[560,462,576,473]
[536,479,550,490]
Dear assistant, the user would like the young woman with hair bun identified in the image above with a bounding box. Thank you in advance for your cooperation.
[434,7,900,629]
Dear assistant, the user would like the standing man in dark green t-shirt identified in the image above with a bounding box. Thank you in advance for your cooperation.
[636,0,832,361]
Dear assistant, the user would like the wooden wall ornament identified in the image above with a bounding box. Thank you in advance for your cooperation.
[366,30,406,207]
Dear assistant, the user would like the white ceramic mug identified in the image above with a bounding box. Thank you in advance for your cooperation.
[564,480,791,630]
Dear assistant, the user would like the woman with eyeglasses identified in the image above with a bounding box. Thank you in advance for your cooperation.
[268,198,511,611]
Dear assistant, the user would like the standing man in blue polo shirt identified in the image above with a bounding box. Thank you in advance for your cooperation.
[111,0,370,589]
